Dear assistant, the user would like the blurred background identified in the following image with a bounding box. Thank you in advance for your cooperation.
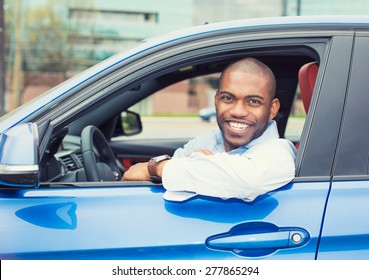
[1,0,369,117]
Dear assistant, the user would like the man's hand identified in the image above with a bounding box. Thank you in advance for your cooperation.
[122,162,150,181]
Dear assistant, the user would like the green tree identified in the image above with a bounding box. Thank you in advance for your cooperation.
[24,5,69,73]
[4,0,92,109]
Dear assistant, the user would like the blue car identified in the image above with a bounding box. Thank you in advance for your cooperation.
[199,106,216,121]
[1,16,369,260]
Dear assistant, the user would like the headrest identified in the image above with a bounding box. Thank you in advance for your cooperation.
[298,62,318,113]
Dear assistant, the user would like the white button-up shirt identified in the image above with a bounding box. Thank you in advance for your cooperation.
[162,120,296,202]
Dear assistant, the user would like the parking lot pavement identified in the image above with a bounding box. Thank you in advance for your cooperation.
[139,117,217,139]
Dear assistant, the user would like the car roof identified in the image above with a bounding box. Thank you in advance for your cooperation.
[144,15,369,44]
[127,16,369,66]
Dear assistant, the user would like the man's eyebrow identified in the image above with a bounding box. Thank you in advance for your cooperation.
[219,91,265,100]
[246,94,265,100]
[218,90,235,96]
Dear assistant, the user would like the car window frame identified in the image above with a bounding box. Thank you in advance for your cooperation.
[30,35,338,187]
[332,33,369,179]
[295,34,354,180]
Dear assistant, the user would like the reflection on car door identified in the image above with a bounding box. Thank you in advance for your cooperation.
[0,182,328,259]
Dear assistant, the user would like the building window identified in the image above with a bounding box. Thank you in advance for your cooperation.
[69,8,158,24]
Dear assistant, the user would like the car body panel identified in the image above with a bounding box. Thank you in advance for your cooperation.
[318,181,369,259]
[0,181,329,259]
[316,33,369,259]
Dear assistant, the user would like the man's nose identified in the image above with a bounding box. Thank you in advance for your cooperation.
[229,100,248,117]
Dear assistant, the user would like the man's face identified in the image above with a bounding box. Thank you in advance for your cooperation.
[215,70,279,152]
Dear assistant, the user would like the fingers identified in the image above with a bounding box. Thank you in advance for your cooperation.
[122,162,150,181]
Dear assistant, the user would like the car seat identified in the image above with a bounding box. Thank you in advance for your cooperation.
[298,61,319,113]
[295,62,319,149]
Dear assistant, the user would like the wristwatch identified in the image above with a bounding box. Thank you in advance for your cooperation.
[148,154,172,182]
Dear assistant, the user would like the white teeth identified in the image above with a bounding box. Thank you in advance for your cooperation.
[229,122,249,130]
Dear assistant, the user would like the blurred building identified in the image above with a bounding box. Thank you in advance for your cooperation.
[65,0,284,115]
[67,0,283,71]
[5,0,284,112]
[67,0,194,71]
[193,0,283,25]
[285,0,369,16]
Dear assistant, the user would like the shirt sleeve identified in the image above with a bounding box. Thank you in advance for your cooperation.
[172,139,196,158]
[162,138,296,202]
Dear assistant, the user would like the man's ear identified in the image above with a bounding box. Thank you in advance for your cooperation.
[269,98,280,120]
[214,90,219,106]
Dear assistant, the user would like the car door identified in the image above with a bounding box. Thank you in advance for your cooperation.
[318,34,369,259]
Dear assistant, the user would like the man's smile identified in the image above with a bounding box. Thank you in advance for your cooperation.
[228,121,250,131]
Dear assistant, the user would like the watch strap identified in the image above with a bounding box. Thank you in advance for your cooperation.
[148,154,171,181]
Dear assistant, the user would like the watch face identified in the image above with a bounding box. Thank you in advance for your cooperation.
[148,155,171,178]
[154,155,171,163]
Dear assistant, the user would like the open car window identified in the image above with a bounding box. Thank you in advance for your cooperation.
[123,73,306,144]
[124,73,220,141]
[36,36,324,185]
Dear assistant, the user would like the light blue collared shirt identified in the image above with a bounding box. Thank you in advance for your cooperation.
[162,121,296,202]
[173,120,282,157]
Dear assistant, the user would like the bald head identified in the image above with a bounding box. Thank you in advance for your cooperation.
[220,58,276,99]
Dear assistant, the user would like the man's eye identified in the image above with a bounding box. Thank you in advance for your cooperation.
[220,95,233,102]
[248,99,262,105]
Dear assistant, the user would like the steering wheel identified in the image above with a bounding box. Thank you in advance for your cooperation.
[81,125,122,181]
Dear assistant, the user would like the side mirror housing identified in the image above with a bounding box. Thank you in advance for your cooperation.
[121,111,142,136]
[0,123,40,188]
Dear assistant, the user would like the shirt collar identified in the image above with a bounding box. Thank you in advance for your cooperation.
[245,120,279,149]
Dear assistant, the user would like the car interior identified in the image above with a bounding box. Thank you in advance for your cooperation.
[38,51,319,186]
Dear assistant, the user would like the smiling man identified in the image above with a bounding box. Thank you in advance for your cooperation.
[215,57,279,151]
[123,58,296,202]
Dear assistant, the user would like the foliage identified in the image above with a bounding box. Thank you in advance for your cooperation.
[4,0,93,74]
[24,5,69,72]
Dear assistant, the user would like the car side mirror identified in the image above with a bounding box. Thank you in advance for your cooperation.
[121,110,142,136]
[0,123,40,188]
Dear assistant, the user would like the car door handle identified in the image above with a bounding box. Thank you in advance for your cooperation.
[205,222,310,257]
[207,229,308,249]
